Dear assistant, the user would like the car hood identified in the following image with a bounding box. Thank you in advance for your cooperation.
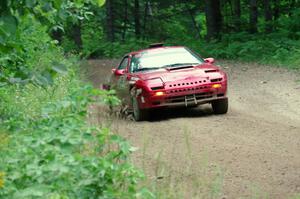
[136,64,223,83]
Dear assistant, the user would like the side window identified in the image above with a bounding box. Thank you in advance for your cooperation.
[118,57,129,70]
[130,56,138,73]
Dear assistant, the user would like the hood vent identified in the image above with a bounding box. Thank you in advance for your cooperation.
[149,43,164,48]
[205,69,219,73]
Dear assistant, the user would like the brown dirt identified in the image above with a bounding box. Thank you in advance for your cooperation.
[86,59,300,199]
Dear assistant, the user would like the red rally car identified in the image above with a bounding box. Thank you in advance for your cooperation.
[109,44,228,121]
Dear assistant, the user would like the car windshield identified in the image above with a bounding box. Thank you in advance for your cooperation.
[130,47,204,73]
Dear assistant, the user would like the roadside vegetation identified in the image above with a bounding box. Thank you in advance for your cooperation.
[0,0,151,198]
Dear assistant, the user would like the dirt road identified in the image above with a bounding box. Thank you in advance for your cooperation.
[86,59,300,199]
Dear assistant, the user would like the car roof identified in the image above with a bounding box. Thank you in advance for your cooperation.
[126,46,186,57]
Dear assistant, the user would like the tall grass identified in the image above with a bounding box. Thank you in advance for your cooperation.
[132,126,224,199]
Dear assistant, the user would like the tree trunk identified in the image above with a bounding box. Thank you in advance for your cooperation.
[289,0,296,16]
[233,0,241,31]
[106,0,115,42]
[264,0,272,33]
[249,0,258,33]
[143,1,151,39]
[186,1,201,39]
[273,0,280,20]
[134,0,141,38]
[0,0,8,14]
[122,0,128,41]
[205,0,222,40]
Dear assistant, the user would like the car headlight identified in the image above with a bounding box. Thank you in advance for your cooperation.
[146,78,164,89]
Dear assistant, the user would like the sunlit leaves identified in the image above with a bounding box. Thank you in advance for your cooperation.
[0,172,4,189]
[97,0,106,7]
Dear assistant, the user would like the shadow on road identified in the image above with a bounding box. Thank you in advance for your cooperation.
[148,105,214,122]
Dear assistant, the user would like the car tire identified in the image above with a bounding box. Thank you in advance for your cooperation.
[132,97,148,121]
[212,98,228,114]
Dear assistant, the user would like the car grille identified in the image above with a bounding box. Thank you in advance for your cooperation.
[164,77,223,94]
[165,92,213,103]
[166,86,210,94]
[165,78,212,93]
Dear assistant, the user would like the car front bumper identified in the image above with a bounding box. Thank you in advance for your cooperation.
[137,82,227,109]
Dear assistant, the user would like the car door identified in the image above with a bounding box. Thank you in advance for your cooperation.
[111,56,128,85]
[113,56,130,103]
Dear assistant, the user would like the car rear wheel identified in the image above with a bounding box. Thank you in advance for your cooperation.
[132,97,148,121]
[212,98,228,114]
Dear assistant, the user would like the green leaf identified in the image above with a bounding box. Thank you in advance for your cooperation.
[0,15,18,37]
[8,77,22,84]
[41,2,53,12]
[33,73,53,86]
[53,0,63,9]
[25,0,37,8]
[0,82,7,87]
[46,162,69,173]
[97,0,106,7]
[42,71,54,85]
[52,62,68,74]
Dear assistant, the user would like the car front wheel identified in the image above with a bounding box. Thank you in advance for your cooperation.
[212,98,228,114]
[132,97,149,121]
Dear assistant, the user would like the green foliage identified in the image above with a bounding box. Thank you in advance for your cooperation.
[0,15,68,86]
[191,33,300,69]
[67,0,300,70]
[80,31,300,69]
[97,0,106,7]
[61,35,80,54]
[0,0,105,86]
[0,65,151,198]
[81,16,105,57]
[0,0,153,197]
[277,8,300,40]
[85,39,149,58]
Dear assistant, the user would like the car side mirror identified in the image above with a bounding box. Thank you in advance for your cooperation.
[112,68,125,76]
[204,58,215,64]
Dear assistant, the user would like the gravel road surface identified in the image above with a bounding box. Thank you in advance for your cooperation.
[86,59,300,199]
